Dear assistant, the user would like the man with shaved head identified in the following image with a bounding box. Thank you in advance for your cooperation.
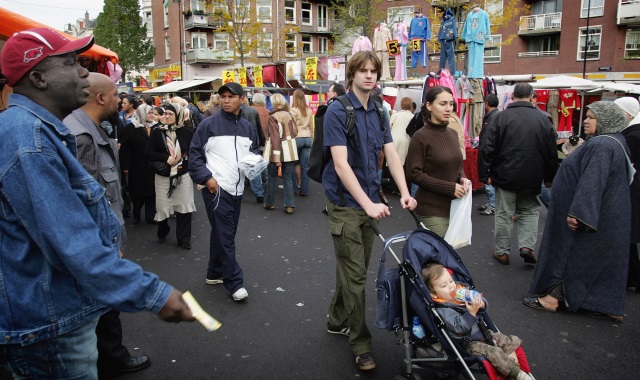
[0,28,193,379]
[65,73,152,378]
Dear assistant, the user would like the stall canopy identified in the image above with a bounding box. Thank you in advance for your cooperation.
[592,82,640,94]
[0,7,118,63]
[530,75,601,90]
[142,78,216,94]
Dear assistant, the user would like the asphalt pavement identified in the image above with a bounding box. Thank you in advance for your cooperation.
[119,180,639,380]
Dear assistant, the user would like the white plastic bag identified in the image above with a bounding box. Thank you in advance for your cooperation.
[444,191,472,249]
[239,153,268,180]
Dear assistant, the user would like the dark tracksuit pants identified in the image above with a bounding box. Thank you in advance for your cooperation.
[203,189,244,294]
[96,309,131,379]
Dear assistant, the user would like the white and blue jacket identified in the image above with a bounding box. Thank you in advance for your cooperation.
[189,109,260,196]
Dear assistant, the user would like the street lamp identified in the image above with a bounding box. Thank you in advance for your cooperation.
[582,0,592,79]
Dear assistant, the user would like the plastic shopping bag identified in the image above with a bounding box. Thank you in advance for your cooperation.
[239,153,268,180]
[444,192,472,249]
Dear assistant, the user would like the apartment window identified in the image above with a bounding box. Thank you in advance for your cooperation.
[165,36,170,60]
[528,35,560,52]
[301,3,312,25]
[485,0,503,17]
[285,33,296,56]
[235,0,250,22]
[318,37,329,53]
[191,32,207,49]
[214,33,229,51]
[625,27,640,59]
[387,6,414,26]
[190,0,204,12]
[164,4,169,28]
[581,0,604,18]
[285,1,296,23]
[484,35,501,63]
[577,26,601,60]
[302,35,312,53]
[257,0,272,22]
[145,12,153,33]
[258,32,273,57]
[531,0,563,14]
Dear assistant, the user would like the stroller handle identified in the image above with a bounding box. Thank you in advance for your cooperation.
[368,209,426,241]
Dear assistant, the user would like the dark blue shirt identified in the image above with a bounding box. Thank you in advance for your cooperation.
[321,91,392,209]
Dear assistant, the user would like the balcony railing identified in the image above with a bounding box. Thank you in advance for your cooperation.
[518,12,562,35]
[184,14,226,30]
[618,0,640,25]
[517,51,559,58]
[298,17,337,33]
[185,48,234,63]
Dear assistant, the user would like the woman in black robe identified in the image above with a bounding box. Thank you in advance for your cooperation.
[524,101,632,322]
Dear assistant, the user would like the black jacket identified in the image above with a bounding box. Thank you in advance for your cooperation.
[478,101,558,195]
[145,127,194,177]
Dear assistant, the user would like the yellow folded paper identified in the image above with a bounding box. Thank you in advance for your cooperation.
[182,291,221,332]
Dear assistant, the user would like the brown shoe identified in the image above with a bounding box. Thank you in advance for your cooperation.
[493,252,510,265]
[519,248,537,264]
[284,207,294,214]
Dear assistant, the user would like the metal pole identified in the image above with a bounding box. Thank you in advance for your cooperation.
[177,0,184,81]
[582,0,592,79]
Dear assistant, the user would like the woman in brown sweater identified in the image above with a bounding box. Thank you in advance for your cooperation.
[406,86,470,237]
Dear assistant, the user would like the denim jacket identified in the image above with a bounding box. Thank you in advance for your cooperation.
[0,95,172,346]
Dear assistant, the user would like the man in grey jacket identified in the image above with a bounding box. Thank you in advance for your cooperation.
[241,102,266,202]
[65,73,152,378]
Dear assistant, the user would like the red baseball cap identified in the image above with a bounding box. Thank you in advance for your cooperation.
[0,28,94,86]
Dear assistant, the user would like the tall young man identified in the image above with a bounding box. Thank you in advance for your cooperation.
[189,82,260,302]
[322,51,417,371]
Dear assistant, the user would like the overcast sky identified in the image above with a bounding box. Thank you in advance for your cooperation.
[0,0,105,31]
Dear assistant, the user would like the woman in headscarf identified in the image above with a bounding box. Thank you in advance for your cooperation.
[524,102,632,322]
[120,98,156,224]
[144,103,196,249]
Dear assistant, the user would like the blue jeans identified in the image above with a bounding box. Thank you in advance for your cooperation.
[296,137,312,194]
[484,184,495,209]
[249,174,264,198]
[266,162,296,208]
[439,39,456,73]
[538,183,550,209]
[1,319,99,379]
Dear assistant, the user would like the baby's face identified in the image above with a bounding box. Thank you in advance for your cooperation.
[429,268,456,301]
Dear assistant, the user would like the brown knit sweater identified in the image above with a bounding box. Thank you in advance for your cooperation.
[406,119,465,217]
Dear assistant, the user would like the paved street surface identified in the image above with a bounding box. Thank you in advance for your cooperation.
[120,181,639,380]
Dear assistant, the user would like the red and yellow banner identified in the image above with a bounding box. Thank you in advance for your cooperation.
[222,70,236,84]
[238,67,247,86]
[305,57,318,81]
[253,65,263,88]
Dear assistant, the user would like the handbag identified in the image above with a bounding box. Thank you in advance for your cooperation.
[279,121,299,162]
[149,161,171,177]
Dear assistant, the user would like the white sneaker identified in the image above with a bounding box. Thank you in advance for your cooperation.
[232,287,248,301]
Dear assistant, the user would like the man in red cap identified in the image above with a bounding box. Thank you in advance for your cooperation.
[0,28,194,379]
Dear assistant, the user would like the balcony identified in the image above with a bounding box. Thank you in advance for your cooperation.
[184,14,225,30]
[517,51,559,58]
[618,0,640,25]
[185,48,234,63]
[298,17,338,34]
[518,12,562,36]
[431,0,469,7]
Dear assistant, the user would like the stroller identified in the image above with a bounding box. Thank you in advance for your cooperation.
[372,212,534,380]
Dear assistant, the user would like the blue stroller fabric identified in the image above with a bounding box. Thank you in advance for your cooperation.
[402,229,498,361]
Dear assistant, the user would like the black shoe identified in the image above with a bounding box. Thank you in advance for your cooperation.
[256,196,264,203]
[111,355,151,377]
[122,211,131,218]
[180,242,191,250]
[133,215,141,224]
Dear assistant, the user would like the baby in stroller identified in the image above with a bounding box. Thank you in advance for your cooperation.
[422,263,532,380]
